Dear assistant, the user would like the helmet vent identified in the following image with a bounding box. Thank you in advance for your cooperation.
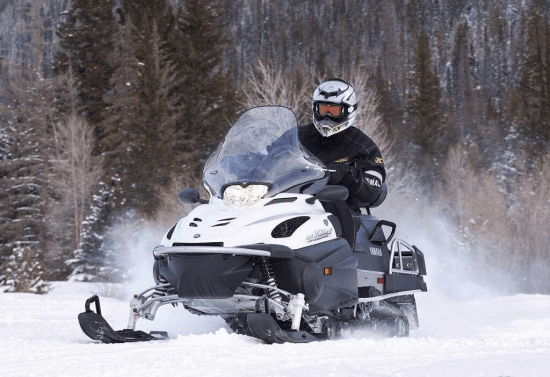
[271,216,310,238]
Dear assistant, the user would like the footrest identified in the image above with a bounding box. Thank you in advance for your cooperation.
[247,313,322,344]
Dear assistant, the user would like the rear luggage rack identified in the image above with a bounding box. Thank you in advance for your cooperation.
[389,239,423,275]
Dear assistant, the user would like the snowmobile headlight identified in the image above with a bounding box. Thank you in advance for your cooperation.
[223,184,269,208]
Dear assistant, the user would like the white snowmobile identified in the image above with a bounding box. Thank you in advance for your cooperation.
[78,106,427,344]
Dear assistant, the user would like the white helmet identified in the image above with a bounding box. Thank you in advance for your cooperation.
[312,79,358,137]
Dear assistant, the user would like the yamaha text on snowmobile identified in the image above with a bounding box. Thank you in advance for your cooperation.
[78,106,427,344]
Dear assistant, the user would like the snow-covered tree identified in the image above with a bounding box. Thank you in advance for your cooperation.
[67,181,122,282]
[3,245,50,294]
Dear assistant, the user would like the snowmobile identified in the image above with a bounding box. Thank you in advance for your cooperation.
[78,106,427,344]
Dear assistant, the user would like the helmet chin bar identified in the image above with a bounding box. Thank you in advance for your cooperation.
[315,120,350,137]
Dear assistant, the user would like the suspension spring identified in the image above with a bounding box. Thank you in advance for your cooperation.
[260,257,282,302]
[152,275,171,297]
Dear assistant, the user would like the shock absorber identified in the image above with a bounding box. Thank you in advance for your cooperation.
[260,257,282,302]
[152,275,171,297]
[143,275,172,320]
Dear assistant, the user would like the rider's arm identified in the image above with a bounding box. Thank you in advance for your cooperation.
[346,149,386,206]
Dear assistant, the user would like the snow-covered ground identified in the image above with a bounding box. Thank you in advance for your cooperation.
[1,281,550,377]
[2,211,549,376]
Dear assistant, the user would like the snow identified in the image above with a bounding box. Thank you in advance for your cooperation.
[1,281,550,377]
[2,213,549,376]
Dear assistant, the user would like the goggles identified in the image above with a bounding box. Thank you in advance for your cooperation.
[316,103,344,118]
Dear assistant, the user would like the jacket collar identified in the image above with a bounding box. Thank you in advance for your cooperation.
[320,127,350,148]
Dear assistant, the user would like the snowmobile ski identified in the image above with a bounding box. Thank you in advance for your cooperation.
[78,295,169,343]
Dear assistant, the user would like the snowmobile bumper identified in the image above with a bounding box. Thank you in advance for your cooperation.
[247,313,324,344]
[78,295,169,343]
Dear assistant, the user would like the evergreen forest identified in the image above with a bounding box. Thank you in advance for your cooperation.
[0,0,549,294]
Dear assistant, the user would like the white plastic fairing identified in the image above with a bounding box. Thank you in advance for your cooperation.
[164,194,338,250]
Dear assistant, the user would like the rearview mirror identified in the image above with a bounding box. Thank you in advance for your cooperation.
[178,188,208,204]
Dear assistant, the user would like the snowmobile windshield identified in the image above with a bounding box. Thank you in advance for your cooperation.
[203,106,328,198]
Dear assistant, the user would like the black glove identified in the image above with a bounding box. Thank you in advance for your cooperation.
[327,163,354,186]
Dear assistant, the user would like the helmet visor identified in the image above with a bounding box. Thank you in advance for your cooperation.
[316,103,343,118]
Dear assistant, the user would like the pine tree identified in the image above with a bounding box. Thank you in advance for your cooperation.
[451,22,473,136]
[372,62,402,151]
[66,181,122,282]
[65,0,181,281]
[0,112,49,281]
[101,1,180,217]
[515,6,550,155]
[55,0,116,125]
[172,0,238,175]
[0,1,56,283]
[405,28,450,179]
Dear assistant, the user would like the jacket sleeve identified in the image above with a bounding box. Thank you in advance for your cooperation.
[347,148,386,206]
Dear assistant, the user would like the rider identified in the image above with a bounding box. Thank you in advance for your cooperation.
[299,79,386,247]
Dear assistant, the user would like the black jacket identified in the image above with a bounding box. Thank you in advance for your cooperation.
[299,123,386,211]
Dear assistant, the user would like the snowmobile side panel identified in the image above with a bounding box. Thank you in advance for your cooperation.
[301,262,324,304]
[354,245,391,273]
[273,238,358,313]
[327,215,343,238]
[353,216,393,273]
[158,253,254,299]
[291,237,348,262]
